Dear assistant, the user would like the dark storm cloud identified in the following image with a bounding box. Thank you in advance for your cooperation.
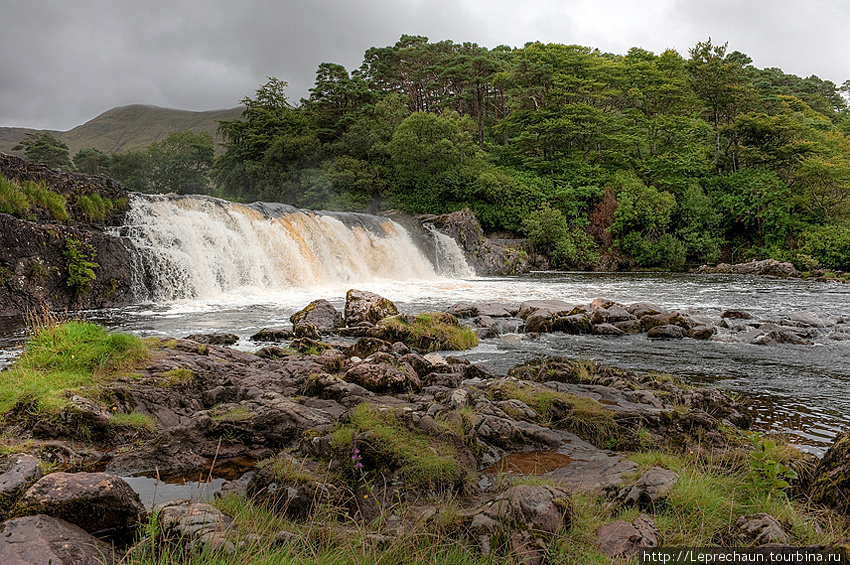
[1,0,849,131]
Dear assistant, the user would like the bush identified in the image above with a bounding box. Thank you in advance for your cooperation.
[63,236,98,295]
[798,224,850,270]
[522,203,598,268]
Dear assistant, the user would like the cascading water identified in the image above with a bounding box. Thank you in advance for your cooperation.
[112,193,472,302]
[423,222,475,279]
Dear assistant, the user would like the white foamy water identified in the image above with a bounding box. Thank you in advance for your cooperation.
[114,194,469,302]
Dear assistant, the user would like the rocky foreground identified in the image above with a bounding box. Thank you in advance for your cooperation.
[0,290,849,564]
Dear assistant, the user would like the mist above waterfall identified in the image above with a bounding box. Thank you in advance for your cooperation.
[114,194,473,302]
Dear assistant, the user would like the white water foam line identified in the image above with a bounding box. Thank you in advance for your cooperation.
[117,194,472,302]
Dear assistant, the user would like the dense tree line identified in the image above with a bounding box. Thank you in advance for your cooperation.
[15,36,850,271]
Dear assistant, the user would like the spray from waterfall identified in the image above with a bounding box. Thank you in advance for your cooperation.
[113,194,473,301]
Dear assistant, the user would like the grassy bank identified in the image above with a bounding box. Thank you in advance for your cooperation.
[0,319,148,424]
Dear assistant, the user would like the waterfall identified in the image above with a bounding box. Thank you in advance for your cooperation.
[112,194,472,301]
[424,223,475,278]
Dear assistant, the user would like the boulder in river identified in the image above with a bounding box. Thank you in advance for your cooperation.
[290,299,344,333]
[344,289,399,326]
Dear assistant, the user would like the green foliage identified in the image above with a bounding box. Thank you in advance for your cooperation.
[203,36,850,270]
[73,148,111,175]
[746,435,799,499]
[0,175,31,217]
[0,321,148,417]
[0,176,68,222]
[108,411,157,432]
[76,193,116,222]
[521,203,598,268]
[798,224,850,271]
[12,132,73,170]
[63,236,98,295]
[376,312,478,352]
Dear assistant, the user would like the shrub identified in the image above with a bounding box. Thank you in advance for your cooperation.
[798,224,850,270]
[63,236,98,295]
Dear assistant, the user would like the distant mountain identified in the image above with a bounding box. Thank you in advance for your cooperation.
[0,104,244,157]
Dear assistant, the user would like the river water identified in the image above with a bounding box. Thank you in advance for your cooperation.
[1,194,848,455]
[3,271,847,455]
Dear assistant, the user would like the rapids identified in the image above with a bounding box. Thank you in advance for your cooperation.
[1,194,848,455]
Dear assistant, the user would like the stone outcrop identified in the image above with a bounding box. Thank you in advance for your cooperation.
[810,430,850,514]
[15,472,146,542]
[695,259,799,278]
[0,514,117,565]
[419,208,531,275]
[0,153,133,316]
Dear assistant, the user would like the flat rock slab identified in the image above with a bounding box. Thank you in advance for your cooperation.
[547,457,638,493]
[17,472,146,542]
[0,514,116,565]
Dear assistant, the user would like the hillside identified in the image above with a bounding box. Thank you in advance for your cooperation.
[0,104,243,156]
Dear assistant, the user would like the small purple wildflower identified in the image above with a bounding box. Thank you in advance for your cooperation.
[352,446,364,469]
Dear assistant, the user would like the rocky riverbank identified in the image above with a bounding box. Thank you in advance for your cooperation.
[0,153,133,315]
[0,290,848,564]
[695,258,850,284]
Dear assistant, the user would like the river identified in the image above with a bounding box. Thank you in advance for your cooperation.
[1,194,848,456]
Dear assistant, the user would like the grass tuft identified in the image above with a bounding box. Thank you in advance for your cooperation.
[0,321,148,419]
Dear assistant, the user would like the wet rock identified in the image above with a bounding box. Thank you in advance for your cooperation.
[592,323,625,336]
[344,360,421,394]
[552,314,592,334]
[301,373,373,401]
[810,431,850,514]
[0,514,117,565]
[597,514,659,558]
[156,499,235,554]
[16,472,146,542]
[475,414,562,449]
[290,299,344,333]
[472,315,501,338]
[447,301,515,318]
[184,333,239,346]
[735,513,790,545]
[344,289,399,326]
[613,319,642,334]
[722,309,753,320]
[618,467,678,508]
[293,323,321,340]
[628,302,667,318]
[688,325,716,340]
[647,325,685,339]
[780,312,827,328]
[517,300,577,320]
[250,327,294,342]
[419,208,530,276]
[346,337,393,359]
[0,454,42,518]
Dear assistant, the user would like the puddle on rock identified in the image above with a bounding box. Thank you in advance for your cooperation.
[121,475,226,510]
[484,450,574,476]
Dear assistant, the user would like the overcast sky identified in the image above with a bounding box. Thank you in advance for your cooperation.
[1,0,849,131]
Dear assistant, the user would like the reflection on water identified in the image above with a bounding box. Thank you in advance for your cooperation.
[1,272,848,455]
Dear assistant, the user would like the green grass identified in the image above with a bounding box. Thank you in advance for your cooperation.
[108,411,157,432]
[0,175,68,222]
[0,175,31,217]
[76,193,124,222]
[376,312,478,352]
[0,320,148,419]
[21,180,69,221]
[489,381,617,445]
[161,368,195,386]
[333,403,470,490]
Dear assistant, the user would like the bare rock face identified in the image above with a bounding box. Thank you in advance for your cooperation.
[734,513,790,545]
[156,499,235,554]
[344,289,399,326]
[419,208,531,275]
[810,431,850,514]
[618,467,679,508]
[0,514,117,565]
[0,454,43,519]
[15,472,146,542]
[290,299,344,333]
[0,153,133,316]
[597,514,659,558]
